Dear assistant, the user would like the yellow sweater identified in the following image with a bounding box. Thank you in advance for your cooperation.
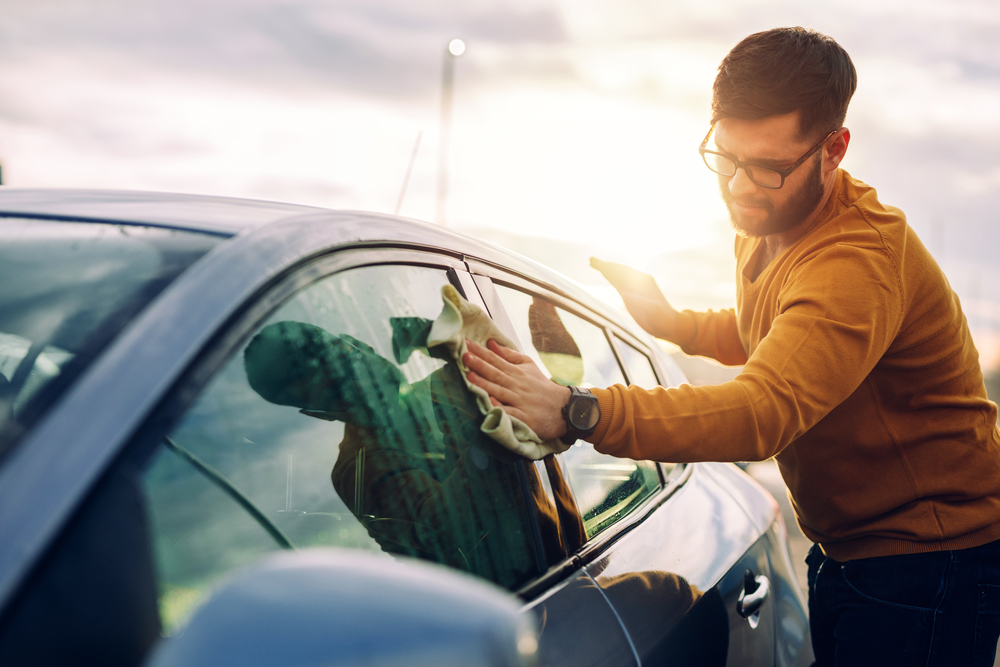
[590,170,1000,561]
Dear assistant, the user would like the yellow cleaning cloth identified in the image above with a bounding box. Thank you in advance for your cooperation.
[427,284,571,460]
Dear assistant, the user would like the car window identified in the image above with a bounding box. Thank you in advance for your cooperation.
[0,262,582,661]
[492,285,661,539]
[136,263,581,634]
[613,337,678,478]
[0,219,220,461]
[614,337,660,389]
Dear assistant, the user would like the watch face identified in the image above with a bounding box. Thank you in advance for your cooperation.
[569,396,600,430]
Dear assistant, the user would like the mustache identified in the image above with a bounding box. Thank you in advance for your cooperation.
[722,191,772,210]
[717,179,771,210]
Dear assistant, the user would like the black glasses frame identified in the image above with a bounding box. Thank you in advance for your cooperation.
[698,125,840,190]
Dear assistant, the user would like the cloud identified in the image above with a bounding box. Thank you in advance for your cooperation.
[0,0,567,99]
[0,0,998,283]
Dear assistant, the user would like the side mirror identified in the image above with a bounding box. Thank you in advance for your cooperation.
[145,550,538,667]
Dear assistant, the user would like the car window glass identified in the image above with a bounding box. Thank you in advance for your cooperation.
[0,334,74,414]
[138,264,573,635]
[0,219,220,461]
[493,287,626,389]
[615,337,660,390]
[493,285,661,539]
[613,337,678,478]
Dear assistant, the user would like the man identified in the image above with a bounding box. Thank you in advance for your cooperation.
[463,27,1000,666]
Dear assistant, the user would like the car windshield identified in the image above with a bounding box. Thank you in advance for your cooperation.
[0,217,222,460]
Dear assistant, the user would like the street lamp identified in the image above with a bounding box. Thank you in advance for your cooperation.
[436,39,465,226]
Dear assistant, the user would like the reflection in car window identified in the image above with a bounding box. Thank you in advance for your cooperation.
[0,219,220,460]
[138,264,574,634]
[493,285,661,539]
[533,455,587,555]
[0,335,74,416]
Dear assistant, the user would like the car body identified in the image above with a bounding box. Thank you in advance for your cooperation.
[0,189,812,666]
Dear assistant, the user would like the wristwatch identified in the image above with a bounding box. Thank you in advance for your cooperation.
[561,386,601,445]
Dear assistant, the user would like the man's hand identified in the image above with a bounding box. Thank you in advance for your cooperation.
[463,339,571,441]
[590,257,678,340]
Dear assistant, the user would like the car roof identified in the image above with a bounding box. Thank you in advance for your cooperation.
[0,188,323,236]
[0,188,610,315]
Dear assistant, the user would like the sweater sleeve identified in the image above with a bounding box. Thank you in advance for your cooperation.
[590,243,904,463]
[670,308,748,365]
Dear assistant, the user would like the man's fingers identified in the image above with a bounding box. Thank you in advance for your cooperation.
[467,338,534,374]
[464,355,506,387]
[466,369,520,406]
[590,256,636,286]
[464,344,515,386]
[486,339,532,364]
[591,257,662,299]
[502,405,529,424]
[466,339,512,368]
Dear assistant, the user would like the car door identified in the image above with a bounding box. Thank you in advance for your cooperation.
[0,248,579,665]
[469,267,779,666]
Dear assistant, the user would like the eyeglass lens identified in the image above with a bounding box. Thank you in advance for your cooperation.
[702,153,783,189]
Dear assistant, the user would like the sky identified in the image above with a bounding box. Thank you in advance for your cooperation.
[1,0,999,368]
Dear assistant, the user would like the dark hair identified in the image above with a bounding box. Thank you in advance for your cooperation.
[712,27,857,140]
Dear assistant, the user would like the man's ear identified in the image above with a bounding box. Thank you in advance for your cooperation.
[824,128,851,173]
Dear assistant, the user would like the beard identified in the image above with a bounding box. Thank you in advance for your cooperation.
[721,156,824,238]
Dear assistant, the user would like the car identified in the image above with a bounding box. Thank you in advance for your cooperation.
[0,188,812,667]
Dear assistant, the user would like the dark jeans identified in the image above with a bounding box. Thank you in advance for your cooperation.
[807,539,1000,666]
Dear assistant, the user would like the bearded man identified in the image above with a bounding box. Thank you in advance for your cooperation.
[464,27,1000,666]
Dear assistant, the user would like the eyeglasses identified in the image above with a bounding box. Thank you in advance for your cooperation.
[699,125,839,190]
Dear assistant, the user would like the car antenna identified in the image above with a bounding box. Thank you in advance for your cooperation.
[394,130,423,215]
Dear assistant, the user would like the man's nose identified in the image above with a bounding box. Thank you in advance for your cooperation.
[727,167,758,198]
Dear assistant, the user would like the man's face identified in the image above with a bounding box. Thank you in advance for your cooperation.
[714,113,827,238]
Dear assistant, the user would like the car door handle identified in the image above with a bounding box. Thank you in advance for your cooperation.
[737,569,770,619]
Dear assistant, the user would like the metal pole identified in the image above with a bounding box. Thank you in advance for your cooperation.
[436,39,464,226]
[395,130,423,216]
